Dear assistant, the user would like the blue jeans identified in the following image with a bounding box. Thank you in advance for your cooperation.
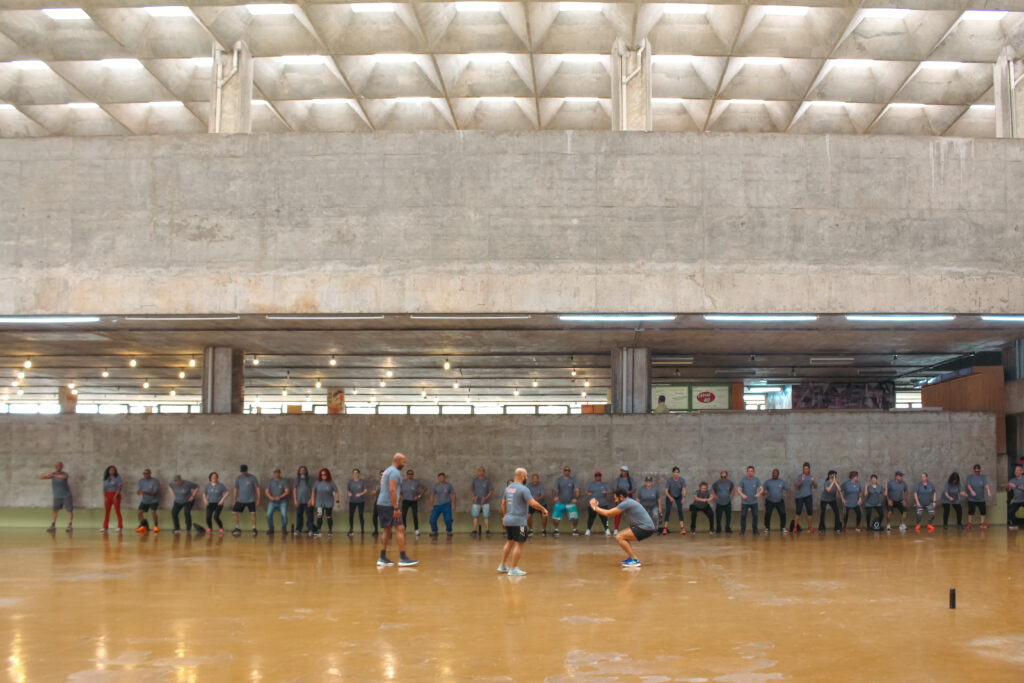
[266,501,287,532]
[664,496,684,525]
[740,503,758,533]
[430,502,452,533]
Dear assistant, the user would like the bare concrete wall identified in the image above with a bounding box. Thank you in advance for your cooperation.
[2,132,1023,315]
[0,412,996,514]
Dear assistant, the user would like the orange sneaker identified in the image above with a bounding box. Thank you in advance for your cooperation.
[135,525,147,533]
[926,524,935,532]
[914,524,921,532]
[980,523,989,529]
[153,526,159,533]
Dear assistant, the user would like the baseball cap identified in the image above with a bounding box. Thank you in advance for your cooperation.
[620,465,629,472]
[594,471,602,476]
[644,475,653,482]
[895,471,904,476]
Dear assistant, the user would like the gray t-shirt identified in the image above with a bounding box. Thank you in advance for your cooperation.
[585,481,612,507]
[915,481,936,506]
[821,480,840,502]
[170,480,197,504]
[615,476,634,495]
[502,482,534,527]
[527,481,545,504]
[666,477,685,498]
[616,498,655,531]
[400,479,422,501]
[638,485,660,508]
[966,474,987,502]
[865,484,883,507]
[1010,476,1024,503]
[235,473,259,504]
[138,477,160,504]
[942,484,962,504]
[267,478,288,499]
[739,477,761,504]
[764,478,787,503]
[840,480,861,507]
[712,479,733,505]
[377,466,402,506]
[693,488,712,507]
[205,482,227,504]
[347,479,366,501]
[886,479,906,502]
[295,476,312,504]
[471,477,492,504]
[555,476,577,504]
[433,482,454,505]
[102,475,122,493]
[314,480,338,508]
[50,472,71,499]
[794,473,815,498]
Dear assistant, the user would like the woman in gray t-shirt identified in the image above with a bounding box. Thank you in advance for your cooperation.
[941,472,966,529]
[293,466,314,536]
[102,465,123,533]
[347,469,367,536]
[311,468,339,537]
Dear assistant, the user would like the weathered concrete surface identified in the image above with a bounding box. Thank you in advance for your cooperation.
[2,132,1023,315]
[1006,378,1024,415]
[0,412,996,516]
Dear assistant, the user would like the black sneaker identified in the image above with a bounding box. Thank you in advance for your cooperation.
[485,530,491,536]
[231,527,242,536]
[348,531,354,537]
[267,529,274,535]
[251,528,258,535]
[542,530,548,536]
[46,524,56,533]
[572,530,580,536]
[193,524,206,534]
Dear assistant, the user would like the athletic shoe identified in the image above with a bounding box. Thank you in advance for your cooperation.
[680,529,687,535]
[136,525,147,533]
[231,527,241,535]
[485,530,491,536]
[348,531,354,537]
[508,567,527,576]
[604,529,611,536]
[1010,525,1020,531]
[218,528,224,534]
[914,524,921,532]
[115,528,122,534]
[585,529,591,536]
[251,528,258,535]
[266,529,274,535]
[429,532,438,538]
[613,530,619,536]
[762,529,769,534]
[782,528,789,534]
[152,527,159,533]
[205,529,212,535]
[571,530,579,536]
[620,558,633,566]
[377,556,395,567]
[173,529,181,535]
[398,557,418,567]
[446,532,453,537]
[415,530,420,537]
[966,523,973,529]
[856,526,862,532]
[496,564,509,573]
[65,525,73,533]
[527,530,534,537]
[327,532,333,537]
[981,523,989,529]
[553,530,560,537]
[621,558,642,567]
[660,528,668,535]
[886,524,891,531]
[926,524,935,532]
[542,530,548,536]
[99,528,107,533]
[314,532,322,538]
[46,524,56,533]
[899,524,907,532]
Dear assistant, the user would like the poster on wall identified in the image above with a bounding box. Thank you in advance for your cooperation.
[791,382,895,410]
[327,388,345,414]
[690,385,730,410]
[58,386,78,414]
[651,385,690,411]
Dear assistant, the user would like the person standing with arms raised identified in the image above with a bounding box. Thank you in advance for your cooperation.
[965,464,991,529]
[497,468,548,576]
[377,453,417,567]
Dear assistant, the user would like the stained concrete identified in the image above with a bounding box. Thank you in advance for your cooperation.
[0,412,998,523]
[2,132,1023,315]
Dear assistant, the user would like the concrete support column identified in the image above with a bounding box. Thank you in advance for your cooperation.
[611,38,652,132]
[208,41,254,134]
[201,347,245,414]
[994,47,1024,138]
[611,347,650,414]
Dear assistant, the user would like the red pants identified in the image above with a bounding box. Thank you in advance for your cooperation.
[103,491,123,529]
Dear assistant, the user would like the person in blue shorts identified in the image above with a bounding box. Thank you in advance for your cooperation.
[588,488,656,567]
[496,468,548,576]
[551,466,580,536]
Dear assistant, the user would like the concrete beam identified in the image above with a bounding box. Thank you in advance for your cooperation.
[3,132,1024,315]
[611,38,651,132]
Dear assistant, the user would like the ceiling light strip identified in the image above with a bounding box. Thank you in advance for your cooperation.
[0,316,101,324]
[704,314,817,322]
[845,315,955,322]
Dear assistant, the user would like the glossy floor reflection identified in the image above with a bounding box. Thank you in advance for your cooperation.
[1,526,1023,682]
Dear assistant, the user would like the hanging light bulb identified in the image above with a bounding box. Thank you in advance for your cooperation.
[453,381,460,389]
[379,380,386,388]
[465,395,471,403]
[11,380,18,387]
[315,380,322,389]
[16,371,25,380]
[142,380,150,389]
[188,356,196,368]
[282,388,288,397]
[101,369,109,378]
[67,383,75,389]
[581,391,587,398]
[584,379,590,388]
[71,389,78,396]
[571,368,577,377]
[16,389,23,395]
[23,360,31,369]
[421,389,427,398]
[443,358,451,370]
[129,358,137,367]
[352,388,358,395]
[178,371,186,379]
[532,379,538,388]
[306,394,312,402]
[255,395,261,403]
[385,370,393,378]
[170,389,176,397]
[329,356,337,366]
[252,356,260,365]
[513,388,519,396]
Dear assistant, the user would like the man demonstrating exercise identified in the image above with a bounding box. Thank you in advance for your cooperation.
[886,471,908,532]
[793,463,816,533]
[497,468,548,576]
[136,468,160,533]
[663,467,687,534]
[589,488,656,567]
[231,464,260,536]
[40,462,73,533]
[377,453,417,567]
[965,464,991,529]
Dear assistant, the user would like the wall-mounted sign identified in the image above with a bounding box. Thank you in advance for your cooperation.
[327,388,345,414]
[691,384,730,410]
[651,384,690,411]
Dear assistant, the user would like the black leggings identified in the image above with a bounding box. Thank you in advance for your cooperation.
[942,503,963,527]
[205,503,223,530]
[172,501,194,531]
[401,500,419,530]
[866,506,883,528]
[372,504,380,533]
[296,503,315,533]
[764,500,786,530]
[315,506,333,533]
[586,507,608,531]
[689,504,713,532]
[818,499,841,531]
[843,506,862,528]
[349,502,365,532]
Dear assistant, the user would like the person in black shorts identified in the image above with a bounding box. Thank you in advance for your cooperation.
[588,488,656,567]
[497,468,548,576]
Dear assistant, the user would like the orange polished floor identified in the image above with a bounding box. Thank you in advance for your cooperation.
[2,524,1022,682]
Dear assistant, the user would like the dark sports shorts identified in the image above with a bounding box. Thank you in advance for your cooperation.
[631,524,655,542]
[138,502,158,512]
[967,501,987,515]
[888,501,906,512]
[794,496,813,515]
[52,497,73,512]
[378,505,403,528]
[232,501,256,513]
[505,525,528,543]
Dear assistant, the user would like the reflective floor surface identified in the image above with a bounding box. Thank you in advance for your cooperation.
[2,525,1023,682]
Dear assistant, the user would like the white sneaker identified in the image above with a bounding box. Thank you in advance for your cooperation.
[508,567,527,576]
[115,528,122,534]
[899,524,907,532]
[605,528,611,536]
[584,529,591,536]
[99,528,107,533]
[414,530,420,537]
[885,524,891,531]
[613,529,619,535]
[497,564,508,573]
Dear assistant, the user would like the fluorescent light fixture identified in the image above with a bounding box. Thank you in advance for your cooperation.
[410,315,531,320]
[809,357,855,364]
[455,2,501,11]
[246,4,295,16]
[350,2,396,12]
[11,60,50,70]
[265,315,384,320]
[652,54,696,64]
[373,53,418,63]
[67,102,100,109]
[559,314,677,322]
[143,6,194,17]
[148,101,184,108]
[0,316,100,324]
[704,314,818,322]
[278,55,327,65]
[762,5,809,16]
[253,99,269,106]
[189,57,213,67]
[563,96,600,102]
[961,10,1007,21]
[559,2,604,12]
[123,316,241,321]
[746,386,783,393]
[0,104,15,111]
[921,61,964,70]
[742,57,785,66]
[663,4,707,14]
[980,315,1024,322]
[560,54,606,63]
[42,8,90,21]
[862,8,909,19]
[845,314,955,322]
[100,59,143,69]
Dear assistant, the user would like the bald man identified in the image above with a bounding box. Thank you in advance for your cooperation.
[40,462,73,533]
[377,453,418,567]
[497,468,548,576]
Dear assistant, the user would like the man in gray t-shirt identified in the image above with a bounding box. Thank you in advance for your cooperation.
[429,473,456,536]
[584,472,612,534]
[231,465,261,535]
[763,469,788,533]
[376,453,416,568]
[712,472,734,533]
[40,461,73,532]
[497,467,548,576]
[137,469,161,532]
[399,469,424,536]
[470,467,494,536]
[737,466,763,535]
[527,473,547,535]
[965,465,991,527]
[265,469,290,535]
[589,490,655,567]
[552,467,580,535]
[1008,464,1024,528]
[169,475,200,534]
[637,477,661,530]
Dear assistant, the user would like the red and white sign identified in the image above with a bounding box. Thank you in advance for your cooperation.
[696,391,716,404]
[691,385,729,410]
